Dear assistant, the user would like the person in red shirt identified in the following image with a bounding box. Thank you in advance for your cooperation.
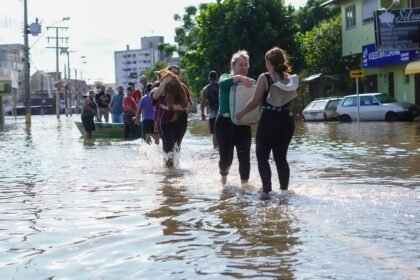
[128,81,142,104]
[123,86,138,140]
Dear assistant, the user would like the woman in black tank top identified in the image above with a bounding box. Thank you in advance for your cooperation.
[236,47,295,193]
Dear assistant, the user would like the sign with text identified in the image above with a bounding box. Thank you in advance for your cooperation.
[362,43,419,68]
[0,80,12,96]
[349,70,365,79]
[374,8,420,51]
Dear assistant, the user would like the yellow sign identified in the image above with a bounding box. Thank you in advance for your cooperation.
[349,70,365,79]
[0,80,12,96]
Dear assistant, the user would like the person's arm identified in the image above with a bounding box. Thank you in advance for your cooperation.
[151,77,171,100]
[109,95,114,112]
[232,75,254,87]
[200,87,207,121]
[134,98,143,125]
[128,99,138,116]
[236,73,266,121]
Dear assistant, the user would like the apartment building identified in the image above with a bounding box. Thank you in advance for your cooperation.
[114,36,166,87]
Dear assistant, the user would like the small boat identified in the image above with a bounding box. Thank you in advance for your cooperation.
[74,121,141,139]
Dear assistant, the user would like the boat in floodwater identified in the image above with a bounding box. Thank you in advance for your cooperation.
[74,121,141,139]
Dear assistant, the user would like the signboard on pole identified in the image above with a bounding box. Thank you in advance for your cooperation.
[374,8,420,51]
[349,70,365,79]
[0,80,12,96]
[362,43,419,68]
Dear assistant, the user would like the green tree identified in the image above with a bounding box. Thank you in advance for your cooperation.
[140,60,168,83]
[174,0,298,97]
[296,0,340,33]
[157,43,178,60]
[300,15,359,90]
[292,0,339,72]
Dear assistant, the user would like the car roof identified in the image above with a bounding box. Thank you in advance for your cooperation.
[343,93,382,97]
[313,96,342,101]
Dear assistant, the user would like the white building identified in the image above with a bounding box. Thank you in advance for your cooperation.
[0,44,24,97]
[114,36,166,87]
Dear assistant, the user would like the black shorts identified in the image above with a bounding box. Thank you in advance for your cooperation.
[142,119,155,134]
[209,117,216,134]
[81,115,95,132]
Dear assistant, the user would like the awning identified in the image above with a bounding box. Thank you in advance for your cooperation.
[405,60,420,75]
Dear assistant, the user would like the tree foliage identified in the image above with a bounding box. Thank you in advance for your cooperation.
[295,0,340,33]
[157,43,178,59]
[174,0,298,97]
[140,60,168,83]
[299,15,360,91]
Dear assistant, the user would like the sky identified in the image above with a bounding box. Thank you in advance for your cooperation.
[1,0,307,84]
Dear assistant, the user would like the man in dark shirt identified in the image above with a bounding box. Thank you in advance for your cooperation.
[95,85,111,122]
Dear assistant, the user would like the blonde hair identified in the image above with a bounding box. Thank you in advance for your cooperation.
[230,50,249,73]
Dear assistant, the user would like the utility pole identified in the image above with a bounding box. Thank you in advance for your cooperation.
[74,69,78,113]
[46,26,68,119]
[61,48,75,116]
[22,0,41,125]
[67,51,72,116]
[23,0,31,125]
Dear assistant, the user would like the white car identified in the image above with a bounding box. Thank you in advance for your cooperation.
[336,93,419,121]
[302,97,342,121]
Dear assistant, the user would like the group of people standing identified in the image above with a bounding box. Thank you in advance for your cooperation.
[81,75,149,140]
[201,47,296,193]
[81,65,192,168]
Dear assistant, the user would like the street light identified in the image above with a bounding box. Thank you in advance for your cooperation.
[75,56,87,112]
[60,47,76,116]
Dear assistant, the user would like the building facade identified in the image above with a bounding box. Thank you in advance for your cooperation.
[114,36,166,87]
[324,0,420,106]
[0,44,25,111]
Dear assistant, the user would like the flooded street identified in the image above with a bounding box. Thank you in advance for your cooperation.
[0,115,419,279]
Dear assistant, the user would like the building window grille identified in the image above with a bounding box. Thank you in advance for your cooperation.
[345,5,356,29]
[411,0,420,8]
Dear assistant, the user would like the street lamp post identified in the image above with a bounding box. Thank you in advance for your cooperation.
[23,0,31,125]
[60,47,75,116]
[75,56,87,113]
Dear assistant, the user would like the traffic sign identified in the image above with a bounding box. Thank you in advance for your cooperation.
[350,70,365,79]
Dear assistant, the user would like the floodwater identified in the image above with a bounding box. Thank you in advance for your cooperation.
[0,115,419,279]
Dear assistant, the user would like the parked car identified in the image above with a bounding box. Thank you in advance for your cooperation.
[336,93,419,122]
[302,97,342,121]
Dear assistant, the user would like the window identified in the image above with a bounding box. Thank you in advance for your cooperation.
[326,100,340,109]
[360,96,378,106]
[362,0,376,24]
[345,5,356,29]
[411,0,420,8]
[343,97,357,107]
[311,101,328,110]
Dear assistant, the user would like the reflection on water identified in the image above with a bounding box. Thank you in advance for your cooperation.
[0,115,419,279]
